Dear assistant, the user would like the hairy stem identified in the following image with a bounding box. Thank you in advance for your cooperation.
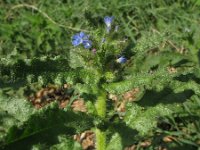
[95,90,107,150]
[96,128,106,150]
[95,91,106,118]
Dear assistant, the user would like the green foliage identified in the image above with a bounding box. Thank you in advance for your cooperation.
[1,0,200,149]
[0,98,94,149]
[50,135,82,150]
[0,92,34,140]
[124,103,181,136]
[106,133,122,150]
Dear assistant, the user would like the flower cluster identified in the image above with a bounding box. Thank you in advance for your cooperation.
[71,16,127,64]
[72,32,92,49]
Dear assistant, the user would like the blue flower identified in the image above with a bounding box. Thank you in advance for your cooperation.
[104,16,114,28]
[83,40,92,49]
[104,16,114,33]
[116,56,127,64]
[72,32,89,46]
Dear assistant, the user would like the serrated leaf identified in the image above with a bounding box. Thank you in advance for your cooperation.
[69,50,86,69]
[0,103,94,150]
[50,135,82,150]
[124,103,182,136]
[0,94,34,140]
[106,133,122,150]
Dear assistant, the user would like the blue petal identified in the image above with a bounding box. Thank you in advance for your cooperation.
[72,32,90,47]
[117,56,127,63]
[72,34,80,40]
[83,40,92,49]
[104,16,114,27]
[72,40,79,46]
[72,38,82,46]
[79,32,86,38]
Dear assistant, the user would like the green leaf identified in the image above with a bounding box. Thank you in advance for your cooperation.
[124,103,182,136]
[106,133,122,150]
[0,102,94,149]
[134,31,166,53]
[79,68,101,85]
[50,135,82,150]
[0,93,34,140]
[69,49,86,69]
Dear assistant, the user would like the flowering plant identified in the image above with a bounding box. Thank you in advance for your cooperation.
[72,32,92,49]
[67,15,199,150]
[1,4,199,149]
[71,16,127,64]
[69,16,130,150]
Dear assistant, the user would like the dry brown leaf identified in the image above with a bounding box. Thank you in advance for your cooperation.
[140,140,151,147]
[167,67,177,74]
[71,99,87,112]
[73,130,95,150]
[123,88,139,102]
[163,136,176,143]
[124,145,137,150]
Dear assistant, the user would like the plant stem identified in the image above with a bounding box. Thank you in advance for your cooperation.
[96,128,106,150]
[96,91,106,118]
[95,90,107,150]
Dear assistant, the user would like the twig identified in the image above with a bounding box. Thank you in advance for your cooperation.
[166,40,181,52]
[5,4,89,32]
